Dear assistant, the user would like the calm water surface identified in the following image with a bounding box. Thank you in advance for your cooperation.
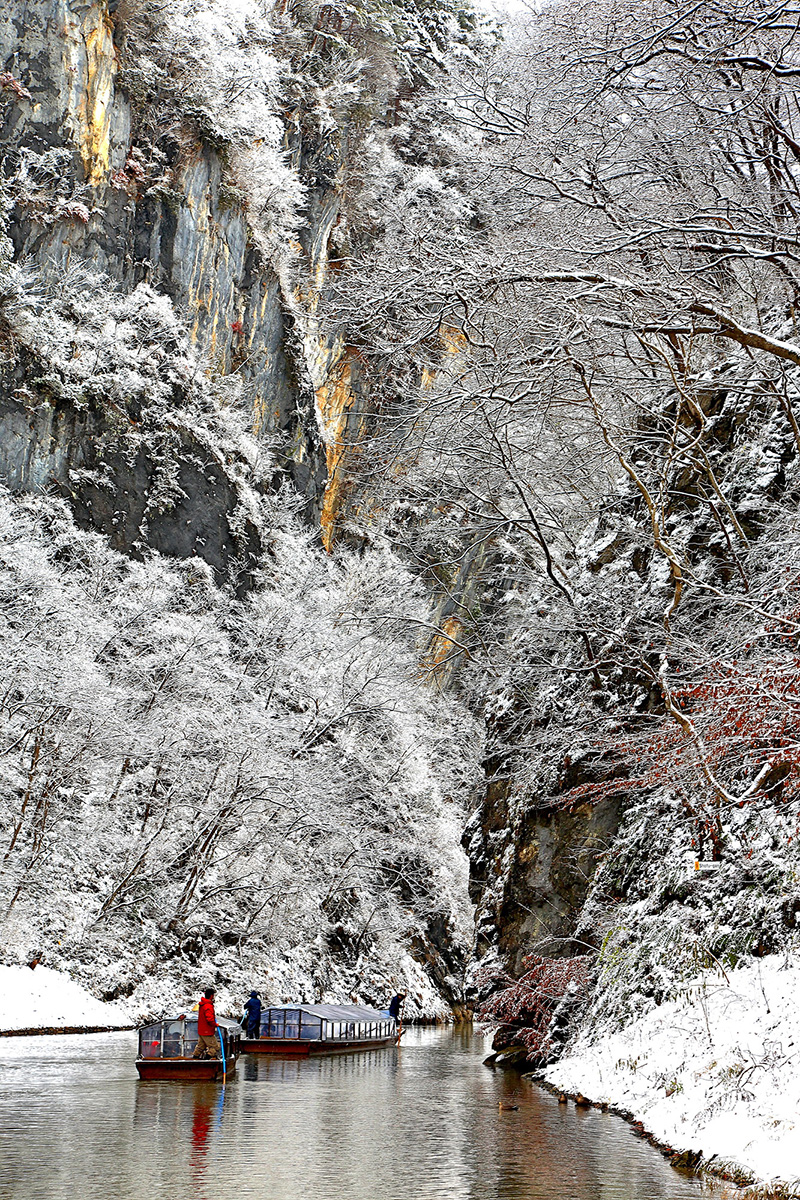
[0,1026,708,1200]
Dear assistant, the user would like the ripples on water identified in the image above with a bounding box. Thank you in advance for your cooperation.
[0,1026,708,1200]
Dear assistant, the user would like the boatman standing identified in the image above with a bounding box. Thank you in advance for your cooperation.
[193,987,220,1059]
[243,990,262,1039]
[388,992,406,1022]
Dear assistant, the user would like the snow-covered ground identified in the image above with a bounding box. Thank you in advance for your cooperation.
[545,955,800,1194]
[0,965,132,1033]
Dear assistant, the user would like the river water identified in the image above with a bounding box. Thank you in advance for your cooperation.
[0,1026,708,1200]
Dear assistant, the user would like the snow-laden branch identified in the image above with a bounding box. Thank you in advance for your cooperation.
[689,301,800,367]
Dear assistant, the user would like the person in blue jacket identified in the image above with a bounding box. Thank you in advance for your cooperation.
[388,993,406,1022]
[243,990,262,1038]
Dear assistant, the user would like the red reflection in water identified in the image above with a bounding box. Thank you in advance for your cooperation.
[189,1091,213,1191]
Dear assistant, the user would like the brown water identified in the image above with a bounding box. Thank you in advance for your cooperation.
[0,1026,708,1200]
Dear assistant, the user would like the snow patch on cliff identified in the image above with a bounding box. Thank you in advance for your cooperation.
[544,955,800,1192]
[0,965,131,1033]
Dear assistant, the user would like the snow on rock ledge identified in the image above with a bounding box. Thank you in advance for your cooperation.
[0,966,132,1034]
[544,956,800,1193]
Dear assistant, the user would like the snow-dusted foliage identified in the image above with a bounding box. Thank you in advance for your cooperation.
[0,484,480,1017]
[111,0,489,267]
[8,263,219,418]
[115,0,304,260]
[0,0,495,1022]
[322,0,800,1091]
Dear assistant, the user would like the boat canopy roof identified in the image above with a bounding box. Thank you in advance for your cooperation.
[265,1003,388,1022]
[138,1015,242,1031]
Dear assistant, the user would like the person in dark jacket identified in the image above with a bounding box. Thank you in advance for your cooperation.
[243,990,262,1039]
[193,987,220,1059]
[388,993,406,1021]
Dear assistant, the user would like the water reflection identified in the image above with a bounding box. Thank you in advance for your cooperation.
[0,1027,710,1200]
[188,1089,213,1185]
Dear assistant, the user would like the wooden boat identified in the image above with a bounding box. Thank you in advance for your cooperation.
[240,1003,399,1056]
[135,1015,242,1080]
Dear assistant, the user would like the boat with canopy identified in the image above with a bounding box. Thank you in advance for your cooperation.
[135,1014,242,1080]
[240,1003,399,1056]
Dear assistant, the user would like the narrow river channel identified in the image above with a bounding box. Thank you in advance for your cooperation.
[0,1026,706,1200]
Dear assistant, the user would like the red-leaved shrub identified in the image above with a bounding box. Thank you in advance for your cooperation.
[562,629,800,859]
[478,954,591,1062]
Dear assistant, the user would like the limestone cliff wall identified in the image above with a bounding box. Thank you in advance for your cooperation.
[0,0,353,580]
[465,760,624,975]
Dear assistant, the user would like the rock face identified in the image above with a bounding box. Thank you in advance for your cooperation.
[0,330,265,589]
[466,772,623,974]
[0,0,332,578]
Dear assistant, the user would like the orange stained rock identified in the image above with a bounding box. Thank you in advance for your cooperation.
[420,324,466,393]
[422,616,467,681]
[421,365,436,391]
[315,348,364,551]
[439,323,467,355]
[315,323,467,553]
[64,4,117,187]
[252,392,267,436]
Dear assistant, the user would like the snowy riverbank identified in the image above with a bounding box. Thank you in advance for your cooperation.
[0,965,133,1034]
[544,956,800,1196]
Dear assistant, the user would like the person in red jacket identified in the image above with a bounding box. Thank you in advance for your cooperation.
[192,987,220,1059]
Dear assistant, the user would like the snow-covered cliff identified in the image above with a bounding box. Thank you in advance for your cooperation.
[4,1,800,1187]
[0,0,487,1018]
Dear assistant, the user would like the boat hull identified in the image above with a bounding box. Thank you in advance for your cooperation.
[135,1056,238,1081]
[240,1036,398,1056]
